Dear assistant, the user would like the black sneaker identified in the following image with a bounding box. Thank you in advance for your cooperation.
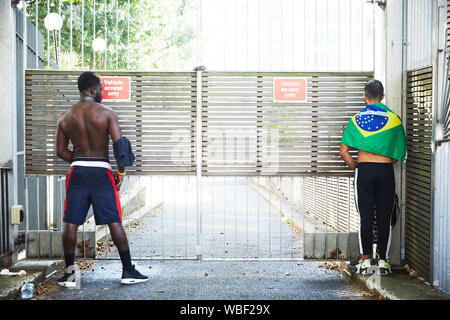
[121,265,149,285]
[57,265,76,288]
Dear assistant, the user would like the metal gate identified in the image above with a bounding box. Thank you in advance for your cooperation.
[24,69,371,260]
[405,66,433,281]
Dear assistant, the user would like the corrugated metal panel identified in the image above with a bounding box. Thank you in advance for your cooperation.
[433,141,450,294]
[431,0,450,294]
[201,71,372,176]
[25,70,198,176]
[406,0,434,71]
[405,67,433,281]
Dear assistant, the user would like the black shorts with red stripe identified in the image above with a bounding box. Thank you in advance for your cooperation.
[63,157,122,225]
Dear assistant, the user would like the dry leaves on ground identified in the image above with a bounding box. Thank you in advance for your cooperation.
[75,259,96,270]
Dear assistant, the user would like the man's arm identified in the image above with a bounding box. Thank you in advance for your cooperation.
[107,109,125,189]
[340,143,357,170]
[56,117,73,163]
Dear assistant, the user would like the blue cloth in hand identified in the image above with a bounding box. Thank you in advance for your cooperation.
[113,137,135,167]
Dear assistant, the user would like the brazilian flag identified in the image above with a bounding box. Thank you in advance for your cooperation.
[341,103,406,161]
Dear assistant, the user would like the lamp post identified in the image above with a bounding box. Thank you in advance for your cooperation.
[92,38,107,70]
[44,13,63,67]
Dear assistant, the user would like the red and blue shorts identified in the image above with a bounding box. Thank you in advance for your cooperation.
[63,157,122,225]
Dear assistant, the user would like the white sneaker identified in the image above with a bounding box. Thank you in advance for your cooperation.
[377,259,392,275]
[355,259,373,275]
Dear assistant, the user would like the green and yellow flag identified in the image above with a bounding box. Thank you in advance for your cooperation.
[341,103,406,161]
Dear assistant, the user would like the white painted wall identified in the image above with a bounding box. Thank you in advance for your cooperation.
[0,1,13,167]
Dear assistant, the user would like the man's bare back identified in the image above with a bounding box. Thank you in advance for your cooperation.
[56,98,122,164]
[57,99,113,159]
[357,149,396,164]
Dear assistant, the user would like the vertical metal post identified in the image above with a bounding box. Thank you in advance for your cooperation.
[279,176,282,259]
[70,0,72,59]
[195,67,203,260]
[211,176,215,259]
[173,175,176,258]
[81,0,84,68]
[313,177,316,258]
[268,177,272,258]
[337,176,340,259]
[257,177,260,259]
[47,0,50,68]
[291,176,294,260]
[93,0,96,68]
[104,0,108,70]
[37,179,40,259]
[302,176,305,258]
[115,0,119,69]
[35,0,39,68]
[223,176,226,257]
[234,176,237,258]
[246,176,249,259]
[25,176,29,258]
[325,176,328,258]
[58,0,61,60]
[140,175,143,259]
[160,176,164,258]
[347,177,351,259]
[184,176,187,258]
[148,175,151,257]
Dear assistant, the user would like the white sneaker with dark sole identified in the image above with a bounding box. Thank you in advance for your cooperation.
[354,259,374,275]
[57,265,76,288]
[377,259,392,275]
[121,265,149,285]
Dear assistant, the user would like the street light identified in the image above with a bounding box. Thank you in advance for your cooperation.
[92,38,107,69]
[44,13,63,67]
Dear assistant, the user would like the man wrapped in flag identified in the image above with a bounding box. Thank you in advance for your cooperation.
[340,79,406,276]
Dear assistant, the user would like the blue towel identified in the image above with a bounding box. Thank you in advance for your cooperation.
[113,137,135,167]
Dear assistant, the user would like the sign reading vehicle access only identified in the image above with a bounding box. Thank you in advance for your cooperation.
[273,77,307,102]
[101,77,131,101]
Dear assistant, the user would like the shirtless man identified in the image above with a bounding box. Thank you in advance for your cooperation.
[340,79,406,276]
[55,71,147,287]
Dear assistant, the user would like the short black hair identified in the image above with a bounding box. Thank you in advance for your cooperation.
[77,71,101,92]
[364,79,384,100]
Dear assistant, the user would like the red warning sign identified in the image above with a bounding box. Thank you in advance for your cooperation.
[101,77,131,101]
[273,77,307,102]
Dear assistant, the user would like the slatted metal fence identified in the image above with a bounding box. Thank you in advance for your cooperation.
[24,69,371,260]
[405,66,433,281]
[201,72,371,176]
[25,70,197,176]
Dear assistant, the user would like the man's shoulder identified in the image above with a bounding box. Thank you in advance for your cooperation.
[96,103,115,115]
[57,107,71,124]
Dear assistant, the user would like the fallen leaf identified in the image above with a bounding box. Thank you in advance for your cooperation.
[205,273,208,276]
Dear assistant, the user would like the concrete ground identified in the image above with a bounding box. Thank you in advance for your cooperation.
[3,177,449,301]
[35,260,375,300]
